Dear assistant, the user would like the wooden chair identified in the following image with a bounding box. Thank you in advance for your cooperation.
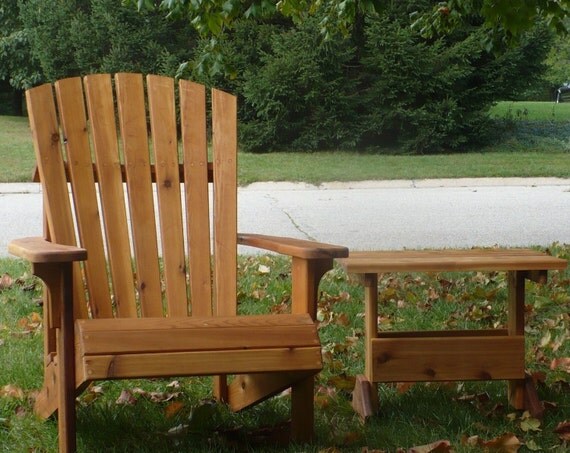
[9,73,348,452]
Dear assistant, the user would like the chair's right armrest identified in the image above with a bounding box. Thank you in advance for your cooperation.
[9,237,87,263]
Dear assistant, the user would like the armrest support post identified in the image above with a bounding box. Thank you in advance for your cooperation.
[291,257,334,319]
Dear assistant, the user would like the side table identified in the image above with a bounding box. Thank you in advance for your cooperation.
[336,249,567,420]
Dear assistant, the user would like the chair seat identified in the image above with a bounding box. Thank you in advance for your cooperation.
[76,313,323,380]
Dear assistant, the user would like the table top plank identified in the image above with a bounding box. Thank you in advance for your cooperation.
[337,249,567,273]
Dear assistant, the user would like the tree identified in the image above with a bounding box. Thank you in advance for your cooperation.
[132,0,569,45]
[219,2,553,153]
[0,0,42,115]
[19,0,199,82]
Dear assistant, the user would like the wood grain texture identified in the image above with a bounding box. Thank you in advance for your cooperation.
[370,335,525,382]
[212,88,237,316]
[180,80,212,316]
[147,75,188,317]
[338,249,567,273]
[78,314,319,355]
[84,74,137,318]
[115,73,163,317]
[239,233,349,259]
[82,347,322,379]
[55,76,112,319]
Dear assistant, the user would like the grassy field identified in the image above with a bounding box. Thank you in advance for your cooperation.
[490,101,570,122]
[0,116,37,182]
[1,247,570,452]
[2,113,570,185]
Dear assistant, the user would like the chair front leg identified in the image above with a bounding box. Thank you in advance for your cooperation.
[34,262,77,453]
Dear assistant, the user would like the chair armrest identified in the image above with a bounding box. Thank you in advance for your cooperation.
[8,237,87,263]
[238,233,348,259]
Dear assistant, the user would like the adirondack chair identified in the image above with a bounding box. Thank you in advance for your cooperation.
[9,73,348,452]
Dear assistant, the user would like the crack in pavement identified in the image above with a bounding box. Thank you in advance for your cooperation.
[264,193,316,241]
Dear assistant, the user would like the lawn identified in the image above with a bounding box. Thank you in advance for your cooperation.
[490,101,570,122]
[1,246,570,452]
[1,113,570,185]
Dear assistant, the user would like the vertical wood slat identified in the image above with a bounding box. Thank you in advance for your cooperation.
[212,88,237,316]
[147,75,188,317]
[25,84,89,320]
[83,74,137,318]
[180,80,212,316]
[54,77,113,319]
[114,73,163,317]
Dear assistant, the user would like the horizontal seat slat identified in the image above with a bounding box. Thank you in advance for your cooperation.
[82,347,323,380]
[77,313,319,355]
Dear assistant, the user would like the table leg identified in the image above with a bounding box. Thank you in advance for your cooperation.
[353,273,379,420]
[507,271,527,410]
[508,270,546,417]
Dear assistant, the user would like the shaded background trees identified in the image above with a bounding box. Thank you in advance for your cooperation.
[0,0,562,153]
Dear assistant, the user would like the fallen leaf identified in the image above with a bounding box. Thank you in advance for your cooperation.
[328,374,356,391]
[525,439,541,451]
[0,274,14,290]
[396,382,415,394]
[520,416,541,432]
[0,384,24,399]
[550,357,570,373]
[257,264,271,274]
[165,401,185,419]
[408,439,452,453]
[554,420,570,441]
[335,313,351,326]
[167,423,189,438]
[116,389,137,405]
[480,433,521,453]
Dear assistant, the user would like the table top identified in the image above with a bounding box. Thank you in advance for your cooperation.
[336,249,568,273]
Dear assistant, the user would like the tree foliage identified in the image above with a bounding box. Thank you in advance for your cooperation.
[132,0,569,46]
[19,0,198,82]
[209,2,553,153]
[0,0,42,90]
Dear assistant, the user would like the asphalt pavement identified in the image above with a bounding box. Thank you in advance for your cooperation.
[1,177,569,257]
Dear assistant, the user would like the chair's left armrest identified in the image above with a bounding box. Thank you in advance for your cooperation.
[9,237,87,263]
[238,233,348,259]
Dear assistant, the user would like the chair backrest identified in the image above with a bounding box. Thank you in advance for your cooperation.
[26,73,237,320]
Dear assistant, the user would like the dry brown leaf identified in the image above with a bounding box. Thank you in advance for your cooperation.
[479,433,521,453]
[0,274,14,290]
[116,389,137,405]
[554,420,570,441]
[408,439,452,453]
[396,382,415,394]
[165,401,185,419]
[550,357,570,373]
[327,374,356,391]
[0,384,24,399]
[335,312,351,326]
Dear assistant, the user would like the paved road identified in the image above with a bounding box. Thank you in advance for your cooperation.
[1,178,569,257]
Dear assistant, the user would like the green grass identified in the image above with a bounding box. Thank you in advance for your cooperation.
[238,150,570,184]
[0,116,36,182]
[2,112,570,185]
[1,247,570,452]
[490,101,570,122]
